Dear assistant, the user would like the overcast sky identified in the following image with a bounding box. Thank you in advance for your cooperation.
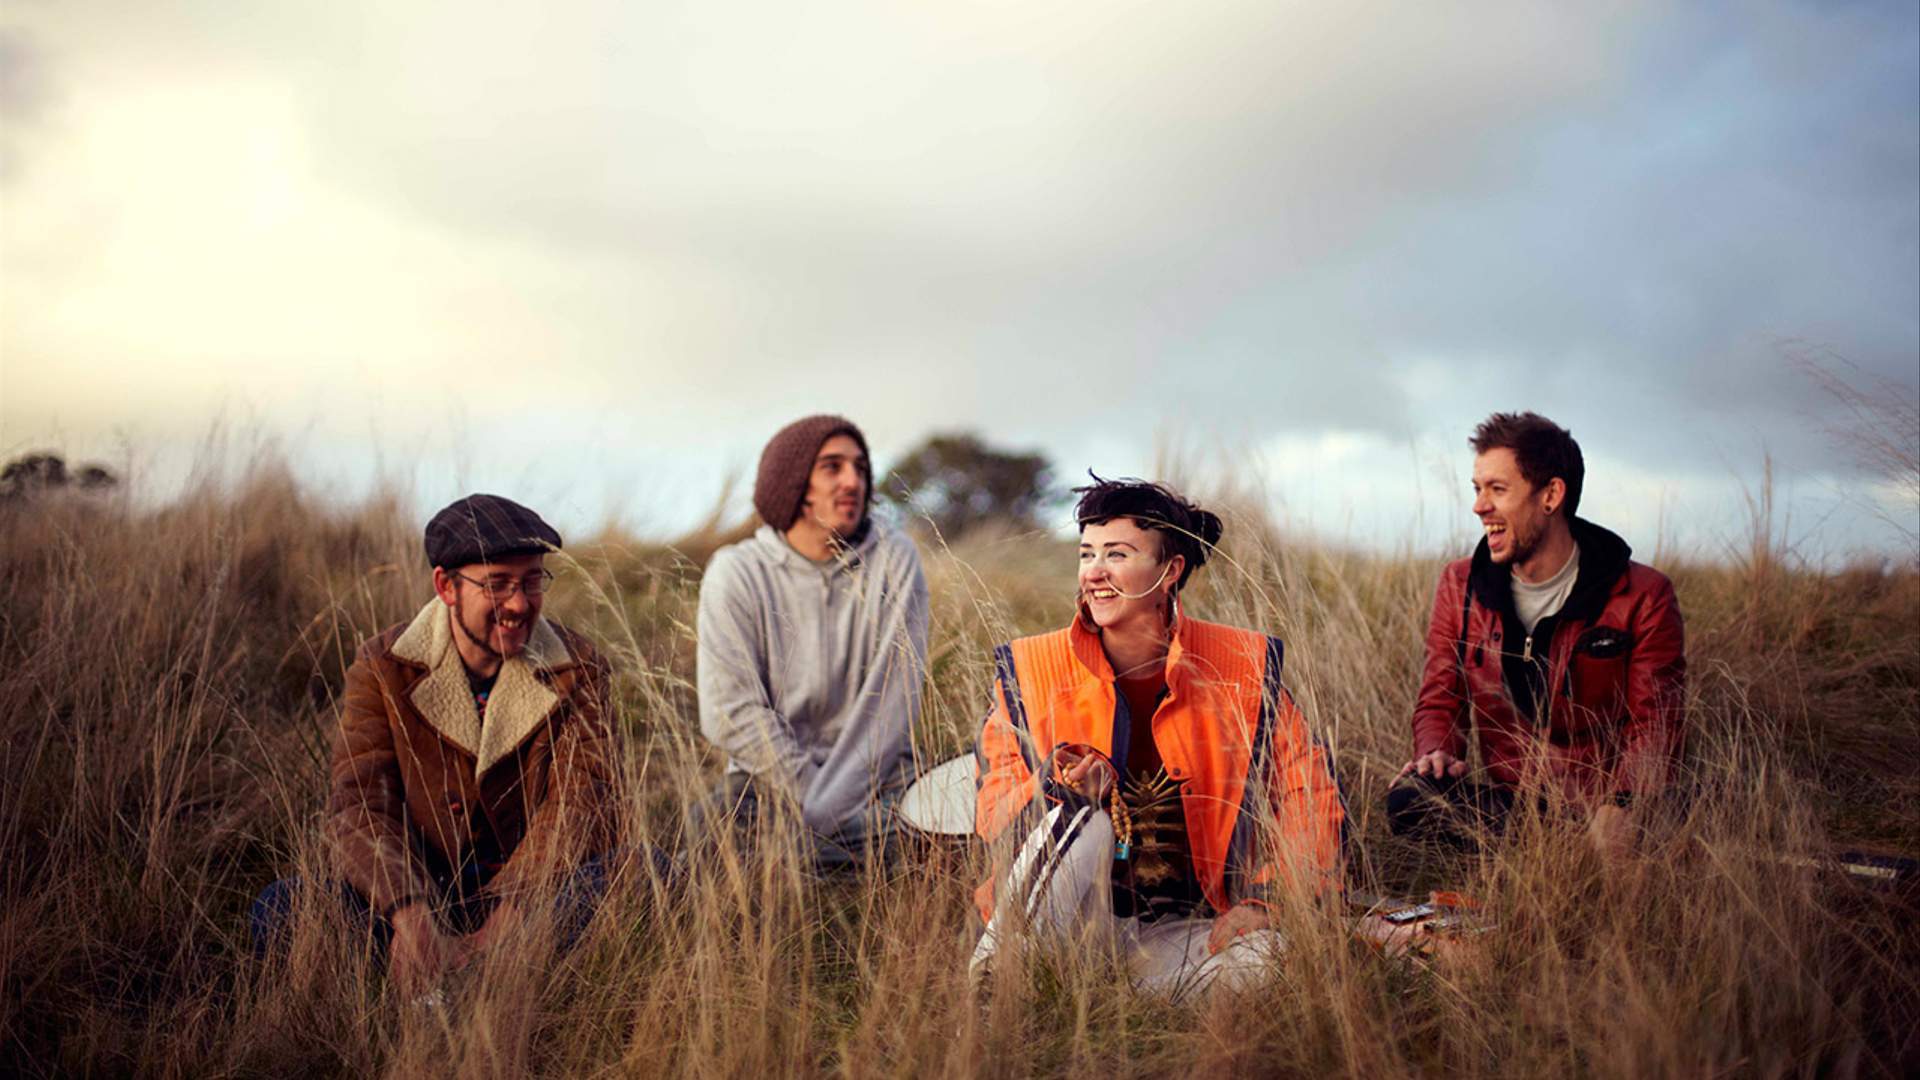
[3,1,1915,561]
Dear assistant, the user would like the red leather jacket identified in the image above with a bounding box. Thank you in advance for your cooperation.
[1410,518,1686,804]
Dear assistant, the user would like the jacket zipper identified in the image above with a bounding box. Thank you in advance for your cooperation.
[1522,634,1533,663]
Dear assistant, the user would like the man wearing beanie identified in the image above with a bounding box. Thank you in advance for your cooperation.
[695,415,930,867]
[252,494,623,995]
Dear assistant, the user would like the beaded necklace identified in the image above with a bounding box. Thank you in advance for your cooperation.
[1111,784,1134,861]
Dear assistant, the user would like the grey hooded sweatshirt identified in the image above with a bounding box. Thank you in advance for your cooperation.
[696,519,929,837]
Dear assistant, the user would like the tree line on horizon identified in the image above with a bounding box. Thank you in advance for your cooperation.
[0,438,1062,539]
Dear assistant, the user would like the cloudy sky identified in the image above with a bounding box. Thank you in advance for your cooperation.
[3,1,1915,560]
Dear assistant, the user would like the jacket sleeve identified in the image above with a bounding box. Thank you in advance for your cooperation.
[1611,571,1686,798]
[487,651,622,904]
[798,540,931,834]
[1245,686,1345,902]
[324,649,437,917]
[973,671,1037,844]
[1410,564,1471,761]
[696,551,816,794]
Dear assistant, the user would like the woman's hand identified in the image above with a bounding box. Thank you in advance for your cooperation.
[1206,902,1276,955]
[1053,744,1116,801]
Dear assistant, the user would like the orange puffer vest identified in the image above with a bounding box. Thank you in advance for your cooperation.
[973,614,1344,922]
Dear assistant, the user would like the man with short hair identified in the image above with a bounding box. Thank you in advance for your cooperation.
[695,415,930,868]
[257,494,622,993]
[1389,412,1686,860]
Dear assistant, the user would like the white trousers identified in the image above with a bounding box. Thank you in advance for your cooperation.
[971,804,1283,1000]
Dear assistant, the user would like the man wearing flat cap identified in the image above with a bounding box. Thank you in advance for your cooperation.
[695,415,930,867]
[295,494,621,992]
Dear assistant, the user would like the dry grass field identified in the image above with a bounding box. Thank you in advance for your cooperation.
[1,459,1916,1077]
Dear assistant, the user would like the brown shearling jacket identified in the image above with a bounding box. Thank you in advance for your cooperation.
[324,600,620,917]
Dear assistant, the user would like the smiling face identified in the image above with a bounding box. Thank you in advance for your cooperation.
[1078,518,1184,634]
[1472,447,1562,568]
[801,433,869,538]
[433,552,547,669]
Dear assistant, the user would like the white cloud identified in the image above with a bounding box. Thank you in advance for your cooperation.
[1,1,1913,557]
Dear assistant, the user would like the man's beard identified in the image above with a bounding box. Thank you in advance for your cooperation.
[1506,518,1544,567]
[454,594,503,659]
[806,491,867,533]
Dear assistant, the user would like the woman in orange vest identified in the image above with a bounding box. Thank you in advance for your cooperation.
[971,477,1346,997]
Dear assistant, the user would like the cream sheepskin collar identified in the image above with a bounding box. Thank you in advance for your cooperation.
[389,598,575,778]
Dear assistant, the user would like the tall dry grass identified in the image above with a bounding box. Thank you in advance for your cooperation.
[0,455,1915,1077]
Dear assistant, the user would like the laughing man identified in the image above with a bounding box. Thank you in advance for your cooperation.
[1388,412,1687,860]
[695,415,930,868]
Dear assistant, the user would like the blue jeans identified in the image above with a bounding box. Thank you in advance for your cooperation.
[249,848,670,959]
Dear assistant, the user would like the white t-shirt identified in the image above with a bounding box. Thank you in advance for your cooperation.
[1513,544,1580,634]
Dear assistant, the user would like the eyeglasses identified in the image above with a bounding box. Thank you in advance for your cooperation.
[452,569,555,602]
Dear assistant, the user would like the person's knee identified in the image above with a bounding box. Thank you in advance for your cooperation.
[1199,931,1284,997]
[1385,775,1443,836]
[1001,804,1114,920]
[1210,927,1285,976]
[574,845,681,898]
[816,798,911,869]
[555,845,683,945]
[1055,803,1115,863]
[686,775,757,839]
[248,877,301,958]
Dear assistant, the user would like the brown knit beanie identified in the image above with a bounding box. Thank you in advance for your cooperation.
[754,414,871,529]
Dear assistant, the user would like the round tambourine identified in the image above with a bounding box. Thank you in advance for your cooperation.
[898,754,978,837]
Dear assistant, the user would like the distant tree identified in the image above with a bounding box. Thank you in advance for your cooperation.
[2,452,66,491]
[0,452,118,502]
[882,432,1059,538]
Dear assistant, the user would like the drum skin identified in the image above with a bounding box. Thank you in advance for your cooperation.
[900,755,978,836]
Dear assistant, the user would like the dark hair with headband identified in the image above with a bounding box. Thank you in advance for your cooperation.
[1072,474,1223,593]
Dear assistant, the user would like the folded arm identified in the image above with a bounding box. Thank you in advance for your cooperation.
[696,554,816,794]
[1247,685,1346,903]
[973,671,1037,844]
[1612,574,1686,799]
[324,652,437,917]
[1409,567,1472,764]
